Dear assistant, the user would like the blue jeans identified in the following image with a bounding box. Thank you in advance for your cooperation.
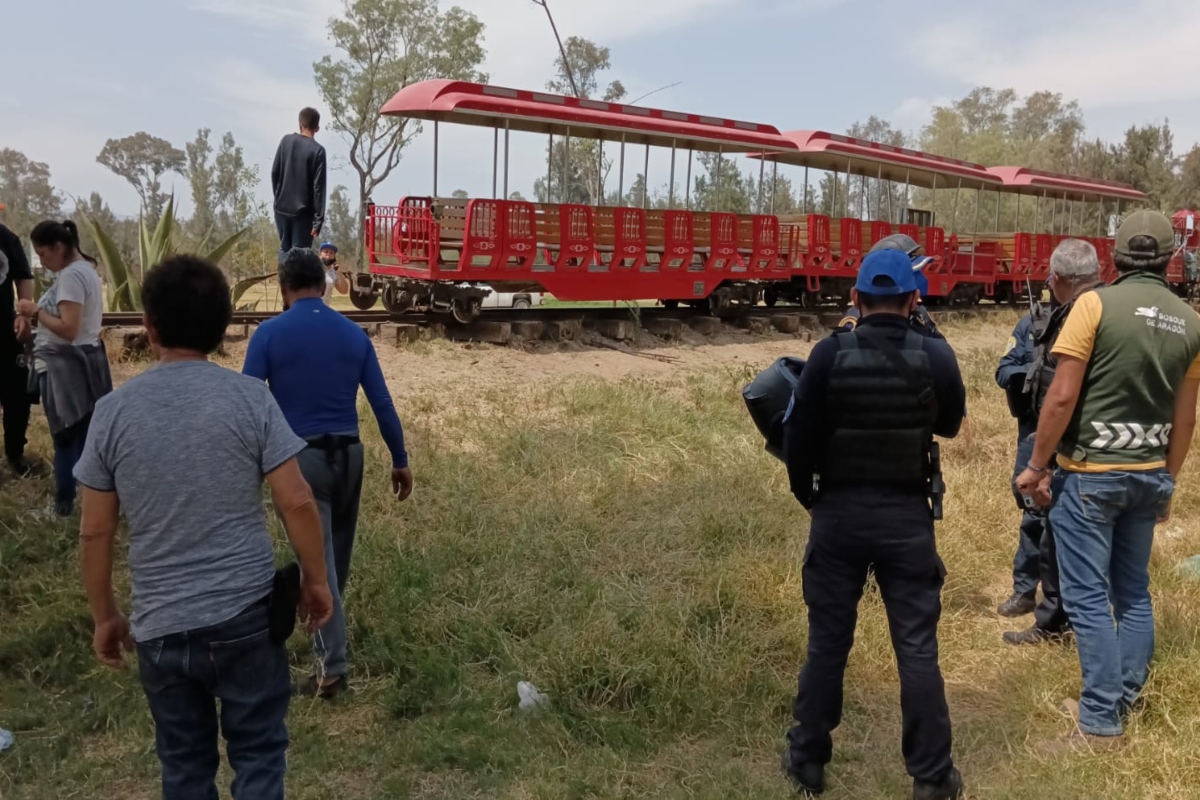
[1049,468,1173,736]
[274,211,316,263]
[51,415,90,513]
[136,597,290,800]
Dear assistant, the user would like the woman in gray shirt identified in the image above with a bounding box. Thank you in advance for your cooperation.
[19,220,112,516]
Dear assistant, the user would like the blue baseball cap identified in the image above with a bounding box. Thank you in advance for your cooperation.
[855,249,919,296]
[319,241,337,253]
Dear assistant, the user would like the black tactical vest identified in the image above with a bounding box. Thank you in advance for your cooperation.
[822,327,937,484]
[1022,288,1097,417]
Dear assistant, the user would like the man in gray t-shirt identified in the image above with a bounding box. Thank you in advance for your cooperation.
[75,255,332,800]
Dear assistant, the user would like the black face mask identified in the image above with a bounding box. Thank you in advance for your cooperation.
[320,257,336,267]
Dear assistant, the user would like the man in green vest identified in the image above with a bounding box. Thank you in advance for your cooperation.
[1016,210,1200,750]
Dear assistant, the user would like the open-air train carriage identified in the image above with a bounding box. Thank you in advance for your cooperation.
[747,131,1006,306]
[982,167,1147,301]
[352,79,803,320]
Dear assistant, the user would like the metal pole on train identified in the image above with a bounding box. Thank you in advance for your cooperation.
[771,161,778,214]
[758,156,766,214]
[668,139,677,207]
[832,167,839,214]
[951,178,962,233]
[715,147,724,205]
[1097,200,1103,236]
[433,121,440,197]
[971,185,980,275]
[492,129,499,199]
[994,190,1001,233]
[503,121,511,198]
[643,144,650,210]
[876,161,883,221]
[1034,193,1041,232]
[597,137,604,206]
[685,148,693,209]
[904,168,911,224]
[1016,193,1021,232]
[564,128,572,204]
[547,133,554,201]
[617,134,626,200]
[803,166,810,214]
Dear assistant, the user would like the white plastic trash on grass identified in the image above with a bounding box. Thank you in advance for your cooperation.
[0,728,13,751]
[517,681,549,711]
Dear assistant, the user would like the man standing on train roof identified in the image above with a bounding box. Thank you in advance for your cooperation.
[271,107,327,263]
[780,248,967,799]
[837,234,942,339]
[318,242,349,304]
[243,248,414,699]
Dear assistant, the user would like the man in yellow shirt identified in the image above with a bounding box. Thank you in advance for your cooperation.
[1017,210,1200,748]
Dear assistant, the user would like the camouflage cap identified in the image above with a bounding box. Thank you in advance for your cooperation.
[1115,209,1175,257]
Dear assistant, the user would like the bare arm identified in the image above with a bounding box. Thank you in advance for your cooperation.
[1028,356,1087,469]
[29,299,83,341]
[80,486,133,668]
[16,278,33,303]
[333,268,350,295]
[1167,377,1200,479]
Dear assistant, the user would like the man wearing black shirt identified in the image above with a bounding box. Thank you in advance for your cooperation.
[271,107,327,262]
[0,220,35,474]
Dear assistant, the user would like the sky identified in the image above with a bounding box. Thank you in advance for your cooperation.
[6,0,1200,221]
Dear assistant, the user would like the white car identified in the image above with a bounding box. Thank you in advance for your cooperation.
[471,283,544,309]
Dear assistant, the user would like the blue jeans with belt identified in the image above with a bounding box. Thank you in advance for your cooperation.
[1050,468,1173,736]
[136,597,290,800]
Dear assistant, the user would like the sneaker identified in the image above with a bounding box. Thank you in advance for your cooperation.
[1002,626,1072,646]
[781,750,825,796]
[997,591,1036,617]
[913,766,964,800]
[1037,728,1124,756]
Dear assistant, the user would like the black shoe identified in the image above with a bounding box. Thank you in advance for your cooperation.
[913,766,963,800]
[1003,625,1071,646]
[294,674,351,700]
[781,750,825,796]
[54,500,74,517]
[7,457,35,478]
[997,591,1036,617]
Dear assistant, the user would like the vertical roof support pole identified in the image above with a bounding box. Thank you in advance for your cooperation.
[685,147,694,210]
[642,143,650,210]
[771,160,778,214]
[802,165,810,215]
[617,133,626,201]
[503,121,511,199]
[668,139,677,208]
[757,155,766,214]
[492,128,498,199]
[433,121,440,198]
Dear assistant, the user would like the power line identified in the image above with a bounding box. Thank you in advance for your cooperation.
[529,0,579,98]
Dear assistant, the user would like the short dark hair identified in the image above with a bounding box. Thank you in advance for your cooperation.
[278,247,327,292]
[142,255,232,354]
[299,107,320,131]
[859,290,915,314]
[1113,234,1170,274]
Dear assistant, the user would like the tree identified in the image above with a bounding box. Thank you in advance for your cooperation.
[326,185,357,260]
[313,0,487,260]
[97,132,186,226]
[0,149,63,235]
[533,37,626,206]
[691,152,755,213]
[185,129,261,245]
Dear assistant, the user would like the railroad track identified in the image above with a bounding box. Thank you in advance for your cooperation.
[100,303,1019,330]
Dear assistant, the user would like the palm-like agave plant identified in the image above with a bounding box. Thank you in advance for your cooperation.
[84,195,252,312]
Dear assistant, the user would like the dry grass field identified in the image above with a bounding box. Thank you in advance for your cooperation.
[2,312,1200,799]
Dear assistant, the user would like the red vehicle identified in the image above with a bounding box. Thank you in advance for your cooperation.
[352,80,800,320]
[353,80,1161,318]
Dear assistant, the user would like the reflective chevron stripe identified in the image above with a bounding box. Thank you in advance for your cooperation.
[1089,422,1172,450]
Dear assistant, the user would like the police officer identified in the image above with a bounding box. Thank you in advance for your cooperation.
[1002,239,1102,645]
[836,234,942,339]
[994,295,1042,618]
[780,249,967,799]
[0,219,35,475]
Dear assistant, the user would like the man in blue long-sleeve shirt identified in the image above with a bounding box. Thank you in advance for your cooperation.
[244,248,413,698]
[995,312,1043,618]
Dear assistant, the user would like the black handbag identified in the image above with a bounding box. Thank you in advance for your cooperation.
[268,562,301,644]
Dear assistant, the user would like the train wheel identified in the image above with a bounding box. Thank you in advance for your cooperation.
[381,285,412,315]
[452,297,482,324]
[350,290,378,311]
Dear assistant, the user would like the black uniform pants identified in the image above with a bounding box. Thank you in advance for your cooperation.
[787,488,954,785]
[0,334,31,465]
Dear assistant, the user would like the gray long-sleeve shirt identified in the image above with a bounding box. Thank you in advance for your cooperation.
[271,133,327,231]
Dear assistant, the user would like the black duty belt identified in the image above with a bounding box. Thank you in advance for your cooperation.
[304,434,361,469]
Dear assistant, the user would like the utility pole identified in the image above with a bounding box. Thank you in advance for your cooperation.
[530,0,579,97]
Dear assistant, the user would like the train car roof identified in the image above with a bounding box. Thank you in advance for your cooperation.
[748,130,1003,191]
[379,80,798,154]
[987,167,1146,202]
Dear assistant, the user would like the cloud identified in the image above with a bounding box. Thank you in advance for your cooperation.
[909,0,1200,109]
[206,58,322,148]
